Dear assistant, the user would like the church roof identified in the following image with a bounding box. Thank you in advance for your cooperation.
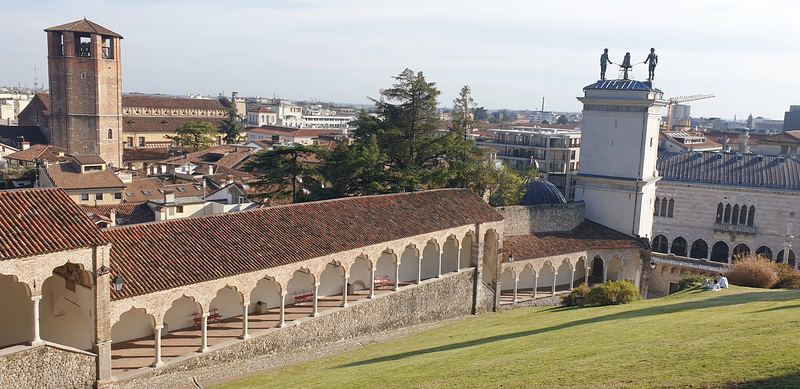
[45,18,122,38]
[519,179,567,206]
[0,188,108,261]
[656,151,800,190]
[501,220,642,261]
[584,79,662,92]
[122,95,230,111]
[105,189,503,300]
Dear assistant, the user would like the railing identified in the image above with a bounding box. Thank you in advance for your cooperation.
[713,223,756,234]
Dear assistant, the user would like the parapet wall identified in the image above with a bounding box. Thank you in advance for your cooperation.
[115,269,491,388]
[0,344,96,389]
[497,202,585,235]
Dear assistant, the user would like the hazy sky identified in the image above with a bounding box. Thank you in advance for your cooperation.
[2,0,799,120]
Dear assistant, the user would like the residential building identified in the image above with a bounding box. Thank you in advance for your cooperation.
[659,131,722,152]
[782,105,800,131]
[247,107,277,127]
[38,154,126,205]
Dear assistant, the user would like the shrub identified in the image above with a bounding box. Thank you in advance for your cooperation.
[561,283,591,306]
[585,280,641,306]
[774,263,800,289]
[678,274,707,290]
[727,253,779,289]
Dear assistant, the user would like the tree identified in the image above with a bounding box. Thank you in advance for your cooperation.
[475,163,525,206]
[165,121,218,151]
[474,106,489,121]
[244,144,327,204]
[557,115,569,125]
[221,92,243,144]
[450,85,477,140]
[320,136,389,197]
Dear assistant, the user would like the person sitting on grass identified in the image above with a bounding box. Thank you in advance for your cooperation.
[707,277,720,291]
[718,273,729,288]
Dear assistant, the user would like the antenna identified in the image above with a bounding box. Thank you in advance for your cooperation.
[33,61,39,91]
[541,97,545,112]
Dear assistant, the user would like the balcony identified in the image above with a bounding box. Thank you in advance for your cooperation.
[713,223,756,235]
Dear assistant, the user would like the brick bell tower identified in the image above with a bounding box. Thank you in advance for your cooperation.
[45,19,123,167]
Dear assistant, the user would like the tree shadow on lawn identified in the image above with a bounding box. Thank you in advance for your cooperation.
[341,289,800,368]
[723,371,800,388]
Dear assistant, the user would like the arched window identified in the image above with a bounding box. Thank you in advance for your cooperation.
[778,250,796,267]
[667,198,675,218]
[690,239,708,259]
[660,198,668,217]
[747,206,755,226]
[653,235,668,253]
[671,237,688,257]
[739,205,748,225]
[716,203,724,222]
[755,246,773,261]
[654,197,661,216]
[107,128,113,140]
[731,205,739,225]
[732,243,750,259]
[711,241,730,263]
[723,204,731,223]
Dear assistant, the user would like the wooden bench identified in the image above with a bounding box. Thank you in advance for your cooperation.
[374,275,393,288]
[293,289,314,303]
[192,307,222,327]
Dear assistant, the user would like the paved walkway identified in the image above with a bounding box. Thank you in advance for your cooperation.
[110,286,401,375]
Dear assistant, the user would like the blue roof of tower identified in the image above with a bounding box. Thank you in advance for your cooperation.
[584,80,661,92]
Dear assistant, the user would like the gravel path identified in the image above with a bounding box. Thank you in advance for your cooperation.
[179,316,468,388]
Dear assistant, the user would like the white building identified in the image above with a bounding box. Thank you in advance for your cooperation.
[247,107,277,127]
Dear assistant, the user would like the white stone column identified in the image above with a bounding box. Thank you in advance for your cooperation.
[153,325,164,367]
[393,261,400,291]
[200,312,210,353]
[456,244,462,270]
[513,278,518,303]
[551,272,557,294]
[569,268,575,291]
[416,255,422,284]
[279,291,287,328]
[369,267,376,299]
[437,250,443,278]
[533,275,538,299]
[312,283,320,317]
[240,301,250,340]
[585,262,590,284]
[342,275,349,308]
[31,295,43,346]
[603,265,609,283]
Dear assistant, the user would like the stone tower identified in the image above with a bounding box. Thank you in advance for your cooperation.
[574,80,667,239]
[45,19,123,167]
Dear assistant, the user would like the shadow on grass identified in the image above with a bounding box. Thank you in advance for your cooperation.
[724,371,800,388]
[340,289,800,368]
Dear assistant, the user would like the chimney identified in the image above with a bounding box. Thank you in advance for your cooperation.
[208,165,214,175]
[110,209,117,226]
[164,189,175,203]
[20,142,30,150]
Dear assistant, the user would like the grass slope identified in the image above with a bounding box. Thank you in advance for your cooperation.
[215,287,800,388]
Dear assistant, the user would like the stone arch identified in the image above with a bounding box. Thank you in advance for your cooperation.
[460,232,474,269]
[574,257,587,287]
[623,253,642,288]
[537,262,555,294]
[350,256,373,292]
[777,250,797,267]
[755,246,773,260]
[711,241,730,263]
[652,234,668,254]
[500,268,516,302]
[607,256,624,281]
[732,243,751,260]
[671,237,688,257]
[690,239,708,259]
[209,286,243,321]
[555,259,572,292]
[163,295,202,334]
[111,307,155,344]
[319,262,345,298]
[0,273,32,348]
[250,277,282,313]
[40,264,94,350]
[441,236,460,274]
[398,246,419,283]
[517,265,536,300]
[421,240,440,280]
[286,269,315,305]
[483,229,500,285]
[591,256,604,281]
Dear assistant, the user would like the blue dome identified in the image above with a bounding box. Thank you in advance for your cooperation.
[520,179,567,205]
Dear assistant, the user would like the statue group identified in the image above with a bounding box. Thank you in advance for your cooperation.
[600,48,657,81]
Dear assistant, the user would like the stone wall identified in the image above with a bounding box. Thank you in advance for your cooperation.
[115,269,486,388]
[497,202,585,235]
[0,344,96,389]
[495,294,564,312]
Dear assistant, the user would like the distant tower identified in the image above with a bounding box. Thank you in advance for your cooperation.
[574,79,667,239]
[45,19,123,167]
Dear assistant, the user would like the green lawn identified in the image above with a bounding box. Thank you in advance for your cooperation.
[214,287,800,388]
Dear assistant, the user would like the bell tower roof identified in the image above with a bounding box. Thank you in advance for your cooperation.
[45,18,122,38]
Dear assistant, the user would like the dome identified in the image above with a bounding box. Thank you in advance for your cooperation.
[519,179,567,206]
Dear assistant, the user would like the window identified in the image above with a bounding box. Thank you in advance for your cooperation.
[740,205,748,225]
[723,204,731,223]
[781,146,789,154]
[176,205,184,213]
[95,193,103,201]
[660,198,667,217]
[142,190,151,196]
[731,205,740,225]
[102,37,113,59]
[654,197,661,216]
[108,128,113,140]
[126,191,134,197]
[176,187,185,192]
[667,198,675,217]
[126,137,133,148]
[747,206,756,226]
[80,193,89,202]
[114,192,122,200]
[716,203,723,223]
[139,137,145,147]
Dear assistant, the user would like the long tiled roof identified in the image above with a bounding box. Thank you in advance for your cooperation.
[0,188,108,260]
[657,151,800,190]
[123,116,224,134]
[5,144,69,163]
[157,145,255,168]
[760,130,800,145]
[122,95,230,111]
[502,221,642,261]
[105,189,503,300]
[79,203,155,226]
[45,19,122,38]
[45,162,125,190]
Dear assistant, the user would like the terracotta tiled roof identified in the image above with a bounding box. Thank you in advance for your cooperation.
[248,107,275,113]
[5,144,69,163]
[123,147,175,162]
[760,130,800,145]
[247,126,340,138]
[122,95,230,111]
[79,203,155,226]
[657,151,800,190]
[157,145,256,168]
[502,221,642,262]
[123,178,165,203]
[45,162,125,190]
[123,116,224,134]
[72,154,107,166]
[106,189,502,299]
[45,18,122,38]
[164,182,205,198]
[0,188,108,261]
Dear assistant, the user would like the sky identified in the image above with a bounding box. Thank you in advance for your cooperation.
[2,0,799,120]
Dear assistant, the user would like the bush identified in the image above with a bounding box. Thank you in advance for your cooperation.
[678,274,707,290]
[775,263,800,289]
[585,280,641,306]
[561,283,591,306]
[727,254,779,289]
